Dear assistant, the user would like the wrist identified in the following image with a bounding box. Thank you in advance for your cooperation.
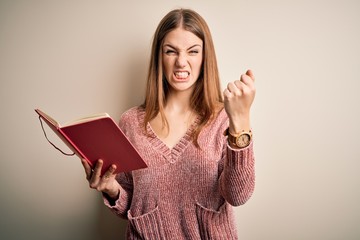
[224,127,252,149]
[103,189,120,206]
[104,188,120,200]
[228,115,251,134]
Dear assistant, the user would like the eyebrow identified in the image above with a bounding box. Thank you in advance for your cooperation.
[163,44,202,50]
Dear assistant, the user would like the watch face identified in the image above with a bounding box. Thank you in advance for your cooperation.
[236,133,251,148]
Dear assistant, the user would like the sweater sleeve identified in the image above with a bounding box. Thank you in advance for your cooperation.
[103,172,133,219]
[218,140,255,206]
[102,108,137,219]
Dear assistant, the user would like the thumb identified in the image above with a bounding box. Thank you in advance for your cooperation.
[246,69,255,81]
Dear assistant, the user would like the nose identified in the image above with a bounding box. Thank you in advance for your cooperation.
[175,53,187,68]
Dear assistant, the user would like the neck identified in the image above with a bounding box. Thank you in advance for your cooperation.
[165,88,193,114]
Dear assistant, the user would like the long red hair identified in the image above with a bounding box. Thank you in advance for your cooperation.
[141,8,223,146]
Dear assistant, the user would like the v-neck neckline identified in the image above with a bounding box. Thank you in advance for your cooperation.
[140,111,200,163]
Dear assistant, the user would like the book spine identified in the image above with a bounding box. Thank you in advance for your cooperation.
[37,110,89,164]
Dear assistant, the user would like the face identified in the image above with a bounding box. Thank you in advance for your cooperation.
[162,27,203,94]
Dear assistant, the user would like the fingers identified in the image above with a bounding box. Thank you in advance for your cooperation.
[246,69,255,82]
[224,70,255,97]
[87,159,102,189]
[97,164,117,190]
[87,160,118,193]
[81,158,120,199]
[240,70,255,88]
[227,81,241,94]
[240,70,256,93]
[92,159,103,179]
[223,69,256,116]
[224,79,248,98]
[81,159,92,180]
[102,164,117,180]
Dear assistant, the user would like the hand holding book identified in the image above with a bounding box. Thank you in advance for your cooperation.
[81,159,120,200]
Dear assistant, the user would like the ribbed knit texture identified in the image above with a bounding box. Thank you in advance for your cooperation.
[104,107,255,240]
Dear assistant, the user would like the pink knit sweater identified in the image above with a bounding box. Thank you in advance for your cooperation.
[104,107,255,239]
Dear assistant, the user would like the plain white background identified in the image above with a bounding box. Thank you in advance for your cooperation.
[1,0,359,239]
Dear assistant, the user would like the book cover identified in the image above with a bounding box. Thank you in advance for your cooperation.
[35,109,147,175]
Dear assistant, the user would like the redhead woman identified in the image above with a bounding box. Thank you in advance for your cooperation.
[81,8,256,240]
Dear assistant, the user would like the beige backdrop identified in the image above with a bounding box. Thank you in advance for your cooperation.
[1,0,359,239]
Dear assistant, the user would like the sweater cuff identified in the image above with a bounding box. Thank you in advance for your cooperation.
[102,188,130,218]
[102,189,120,207]
[226,141,254,168]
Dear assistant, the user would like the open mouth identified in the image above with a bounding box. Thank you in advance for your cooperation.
[174,71,190,79]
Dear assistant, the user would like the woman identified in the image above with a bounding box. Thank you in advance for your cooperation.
[82,8,256,239]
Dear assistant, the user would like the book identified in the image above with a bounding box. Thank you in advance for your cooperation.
[35,108,147,175]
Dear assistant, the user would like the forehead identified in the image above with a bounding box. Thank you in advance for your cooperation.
[163,27,203,48]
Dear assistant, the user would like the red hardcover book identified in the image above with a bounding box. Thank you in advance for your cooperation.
[35,108,147,175]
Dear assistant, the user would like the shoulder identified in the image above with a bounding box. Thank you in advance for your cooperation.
[212,107,228,128]
[202,107,228,134]
[119,106,145,130]
[197,106,228,149]
[120,106,143,121]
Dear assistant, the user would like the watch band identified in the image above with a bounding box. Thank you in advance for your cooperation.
[223,128,252,148]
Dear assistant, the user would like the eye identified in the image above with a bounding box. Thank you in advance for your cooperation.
[164,49,176,55]
[189,50,199,55]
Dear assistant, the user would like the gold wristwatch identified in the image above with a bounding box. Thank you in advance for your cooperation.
[224,128,252,148]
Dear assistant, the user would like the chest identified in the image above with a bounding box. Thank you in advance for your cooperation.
[131,142,223,199]
[149,113,197,150]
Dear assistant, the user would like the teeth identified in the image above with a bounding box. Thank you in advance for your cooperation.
[175,72,189,78]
